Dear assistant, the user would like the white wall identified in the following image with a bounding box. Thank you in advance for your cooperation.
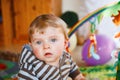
[62,0,118,19]
[62,0,82,18]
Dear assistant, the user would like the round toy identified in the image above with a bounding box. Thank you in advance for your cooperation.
[82,34,116,66]
[67,29,77,51]
[69,33,77,51]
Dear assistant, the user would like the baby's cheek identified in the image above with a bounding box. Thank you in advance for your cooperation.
[56,47,65,54]
[33,48,40,56]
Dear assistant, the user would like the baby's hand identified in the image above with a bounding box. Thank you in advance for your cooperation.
[74,73,85,80]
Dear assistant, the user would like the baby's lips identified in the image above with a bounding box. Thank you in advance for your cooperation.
[44,52,53,57]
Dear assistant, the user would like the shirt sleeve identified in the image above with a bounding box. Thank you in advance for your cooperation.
[68,54,80,79]
[17,45,38,80]
[18,63,38,80]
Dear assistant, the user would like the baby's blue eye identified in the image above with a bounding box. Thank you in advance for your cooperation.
[51,38,57,42]
[36,41,41,44]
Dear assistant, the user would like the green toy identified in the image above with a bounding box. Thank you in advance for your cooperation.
[113,50,120,80]
[116,51,120,80]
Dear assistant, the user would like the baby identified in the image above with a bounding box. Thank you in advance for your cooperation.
[17,14,85,80]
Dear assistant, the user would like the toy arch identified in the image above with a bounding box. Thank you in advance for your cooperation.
[68,1,120,38]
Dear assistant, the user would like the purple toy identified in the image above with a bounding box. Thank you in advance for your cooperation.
[82,34,116,66]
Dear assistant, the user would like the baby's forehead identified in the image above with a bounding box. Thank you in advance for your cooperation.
[32,29,65,39]
[36,26,62,32]
[33,27,63,35]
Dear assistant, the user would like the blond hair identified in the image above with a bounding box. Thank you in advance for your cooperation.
[28,14,68,42]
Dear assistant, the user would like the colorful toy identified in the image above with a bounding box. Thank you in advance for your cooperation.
[116,51,120,80]
[112,49,120,80]
[82,34,116,66]
[67,1,120,66]
[87,33,100,60]
[113,32,120,80]
[68,1,120,38]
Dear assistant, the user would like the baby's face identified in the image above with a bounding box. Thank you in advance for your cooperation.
[30,27,67,66]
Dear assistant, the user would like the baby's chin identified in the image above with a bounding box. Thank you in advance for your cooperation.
[44,57,60,66]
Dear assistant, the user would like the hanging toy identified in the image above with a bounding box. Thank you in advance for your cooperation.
[112,11,120,26]
[68,1,120,38]
[88,33,100,60]
[67,1,120,66]
[87,18,100,60]
[114,32,120,38]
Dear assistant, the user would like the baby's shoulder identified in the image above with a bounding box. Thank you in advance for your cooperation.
[63,51,72,59]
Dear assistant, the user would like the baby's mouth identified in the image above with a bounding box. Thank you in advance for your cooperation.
[44,52,53,57]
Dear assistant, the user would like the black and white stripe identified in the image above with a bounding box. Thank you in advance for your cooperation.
[18,45,79,80]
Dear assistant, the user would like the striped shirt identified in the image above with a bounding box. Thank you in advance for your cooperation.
[17,45,80,80]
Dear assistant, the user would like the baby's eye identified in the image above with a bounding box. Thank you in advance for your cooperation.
[51,38,57,42]
[36,41,41,45]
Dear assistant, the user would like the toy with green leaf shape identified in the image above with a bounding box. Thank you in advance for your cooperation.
[68,1,120,38]
[112,26,120,80]
[100,1,120,26]
[111,28,120,79]
[113,49,120,80]
[116,51,120,80]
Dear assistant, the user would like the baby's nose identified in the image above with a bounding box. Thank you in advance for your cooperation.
[43,42,50,49]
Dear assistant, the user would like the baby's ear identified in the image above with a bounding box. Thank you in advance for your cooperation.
[64,39,68,47]
[65,39,70,52]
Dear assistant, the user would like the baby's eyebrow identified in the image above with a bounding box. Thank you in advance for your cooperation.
[49,35,58,38]
[32,38,42,41]
[39,31,44,34]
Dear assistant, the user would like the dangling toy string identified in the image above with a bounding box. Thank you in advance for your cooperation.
[89,17,97,33]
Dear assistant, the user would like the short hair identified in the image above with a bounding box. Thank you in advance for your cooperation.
[28,14,68,42]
